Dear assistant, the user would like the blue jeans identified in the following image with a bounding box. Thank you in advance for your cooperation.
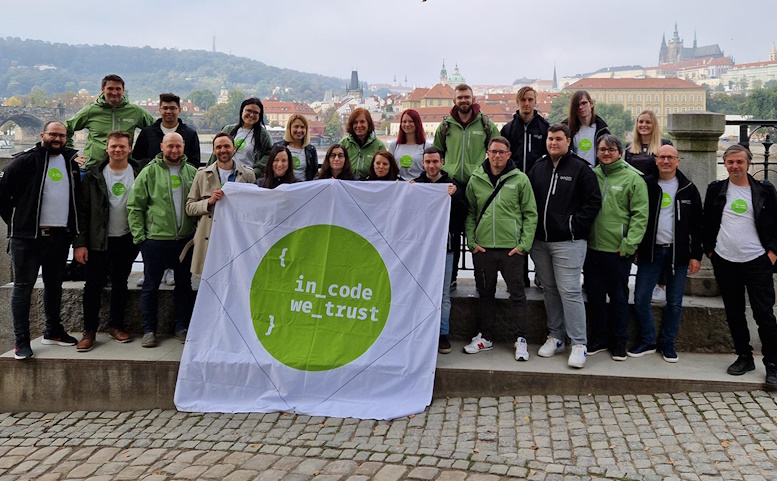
[633,246,688,348]
[440,252,454,335]
[531,239,588,346]
[139,238,194,334]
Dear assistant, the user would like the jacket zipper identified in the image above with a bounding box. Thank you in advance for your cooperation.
[523,124,529,173]
[542,166,557,242]
[34,153,49,239]
[67,153,80,234]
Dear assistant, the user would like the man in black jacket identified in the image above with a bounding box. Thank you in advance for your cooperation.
[132,93,201,168]
[73,131,141,351]
[703,144,777,387]
[412,146,467,354]
[631,145,702,362]
[527,124,601,369]
[0,121,82,359]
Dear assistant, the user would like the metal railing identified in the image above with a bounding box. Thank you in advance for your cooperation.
[724,119,777,180]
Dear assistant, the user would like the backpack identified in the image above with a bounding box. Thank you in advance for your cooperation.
[439,113,492,154]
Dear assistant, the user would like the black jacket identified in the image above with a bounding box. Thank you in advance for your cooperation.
[0,143,81,239]
[637,169,703,268]
[132,118,201,167]
[274,140,319,181]
[73,158,142,251]
[703,175,777,258]
[413,170,467,251]
[562,114,610,162]
[527,152,602,242]
[624,138,673,176]
[500,110,549,174]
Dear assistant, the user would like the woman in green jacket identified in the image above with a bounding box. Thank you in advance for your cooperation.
[340,108,386,180]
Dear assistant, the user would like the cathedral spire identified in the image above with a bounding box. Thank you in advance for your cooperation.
[552,62,558,91]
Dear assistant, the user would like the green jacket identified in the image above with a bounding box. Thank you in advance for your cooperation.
[73,158,142,251]
[465,160,538,253]
[340,133,386,180]
[207,123,273,178]
[434,111,500,185]
[588,158,649,255]
[66,94,154,168]
[127,155,197,244]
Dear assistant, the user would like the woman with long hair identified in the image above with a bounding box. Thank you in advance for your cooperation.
[366,151,401,181]
[340,108,386,180]
[624,110,673,176]
[563,91,610,167]
[276,114,319,181]
[388,109,428,181]
[316,144,355,180]
[208,98,273,177]
[259,145,298,189]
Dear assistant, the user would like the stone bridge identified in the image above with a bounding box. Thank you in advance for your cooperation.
[0,106,75,141]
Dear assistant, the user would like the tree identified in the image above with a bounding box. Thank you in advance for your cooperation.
[742,85,777,119]
[29,87,49,106]
[321,107,344,139]
[752,79,763,90]
[594,103,633,140]
[188,89,216,111]
[707,92,748,115]
[547,91,573,125]
[3,96,22,106]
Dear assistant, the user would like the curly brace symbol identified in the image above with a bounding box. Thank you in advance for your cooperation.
[279,248,288,267]
[265,315,275,336]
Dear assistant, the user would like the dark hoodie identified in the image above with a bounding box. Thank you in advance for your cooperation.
[500,109,549,174]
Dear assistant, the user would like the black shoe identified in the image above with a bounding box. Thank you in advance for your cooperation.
[587,341,608,355]
[450,280,457,292]
[41,330,78,346]
[766,364,777,389]
[727,355,755,376]
[660,344,679,363]
[611,343,627,361]
[438,334,452,354]
[14,336,33,360]
[627,342,657,358]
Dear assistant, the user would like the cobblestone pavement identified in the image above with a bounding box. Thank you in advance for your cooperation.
[2,392,777,481]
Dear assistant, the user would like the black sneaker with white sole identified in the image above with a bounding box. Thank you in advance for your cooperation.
[41,330,78,346]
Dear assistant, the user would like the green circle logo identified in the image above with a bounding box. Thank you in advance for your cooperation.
[171,175,182,189]
[400,155,414,168]
[112,182,126,196]
[251,224,391,371]
[48,168,63,182]
[661,192,672,208]
[731,199,748,214]
[578,138,593,152]
[235,138,246,151]
[293,157,301,169]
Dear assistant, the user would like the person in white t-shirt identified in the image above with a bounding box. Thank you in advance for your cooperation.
[563,91,610,168]
[704,144,777,388]
[73,131,141,351]
[275,114,319,181]
[388,109,429,182]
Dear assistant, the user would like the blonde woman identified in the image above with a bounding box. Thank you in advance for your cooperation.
[625,110,672,176]
[275,114,319,181]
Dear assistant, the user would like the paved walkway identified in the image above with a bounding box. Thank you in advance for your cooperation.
[2,391,777,481]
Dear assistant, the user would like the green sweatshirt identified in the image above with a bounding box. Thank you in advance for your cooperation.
[465,162,538,253]
[588,158,649,255]
[127,155,197,244]
[340,133,386,180]
[434,112,501,185]
[66,94,154,168]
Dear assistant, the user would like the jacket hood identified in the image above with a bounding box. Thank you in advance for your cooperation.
[92,157,141,175]
[450,103,482,126]
[511,109,548,127]
[29,142,79,159]
[598,158,633,176]
[150,153,190,168]
[95,93,129,109]
[480,158,518,178]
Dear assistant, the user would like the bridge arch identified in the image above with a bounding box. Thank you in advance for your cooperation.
[0,114,45,142]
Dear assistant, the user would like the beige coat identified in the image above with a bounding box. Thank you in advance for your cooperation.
[185,161,256,275]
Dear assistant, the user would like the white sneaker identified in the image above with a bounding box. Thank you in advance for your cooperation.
[136,275,144,287]
[514,337,529,361]
[568,344,587,368]
[538,336,565,357]
[164,269,175,286]
[651,285,666,305]
[463,333,493,354]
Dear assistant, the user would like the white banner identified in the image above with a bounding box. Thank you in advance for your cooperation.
[174,180,450,419]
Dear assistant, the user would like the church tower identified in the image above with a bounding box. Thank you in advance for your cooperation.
[770,43,777,62]
[659,33,668,65]
[440,60,448,85]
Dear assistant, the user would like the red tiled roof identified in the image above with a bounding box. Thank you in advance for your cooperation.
[566,78,704,90]
[421,83,456,100]
[263,100,316,114]
[730,60,777,70]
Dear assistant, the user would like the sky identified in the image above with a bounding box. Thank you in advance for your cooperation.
[3,0,774,87]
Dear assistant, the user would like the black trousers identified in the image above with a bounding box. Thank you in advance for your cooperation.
[472,248,527,341]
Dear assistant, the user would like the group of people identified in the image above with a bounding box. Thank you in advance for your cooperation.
[1,76,776,389]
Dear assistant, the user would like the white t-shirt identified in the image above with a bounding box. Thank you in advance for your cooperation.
[103,165,135,237]
[389,141,427,180]
[288,146,307,182]
[656,177,678,245]
[217,165,235,186]
[715,182,765,263]
[233,128,255,169]
[169,165,183,229]
[39,154,70,227]
[160,124,177,135]
[574,125,597,167]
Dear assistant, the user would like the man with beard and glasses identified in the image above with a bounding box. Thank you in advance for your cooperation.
[434,84,500,290]
[0,121,82,359]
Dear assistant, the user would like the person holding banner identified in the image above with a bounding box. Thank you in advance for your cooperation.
[258,145,298,189]
[316,144,356,180]
[185,133,256,277]
[463,136,538,359]
[366,151,402,181]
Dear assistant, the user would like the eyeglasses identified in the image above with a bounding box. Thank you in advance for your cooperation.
[160,106,179,111]
[597,147,618,154]
[656,155,678,161]
[329,153,345,159]
[44,132,67,139]
[243,110,261,117]
[488,149,510,156]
